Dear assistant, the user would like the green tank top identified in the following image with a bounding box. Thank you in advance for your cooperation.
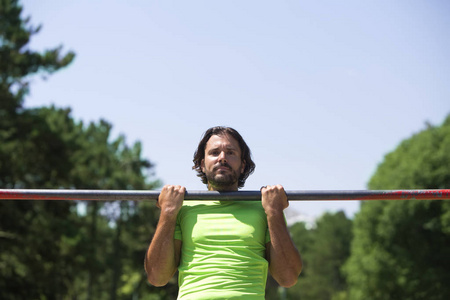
[174,200,271,299]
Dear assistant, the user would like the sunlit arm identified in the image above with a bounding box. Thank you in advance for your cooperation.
[145,212,182,286]
[261,185,302,287]
[266,211,302,287]
[145,185,185,286]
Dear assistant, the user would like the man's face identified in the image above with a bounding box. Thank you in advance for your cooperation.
[201,133,245,191]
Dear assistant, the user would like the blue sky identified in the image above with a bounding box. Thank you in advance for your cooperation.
[21,0,450,219]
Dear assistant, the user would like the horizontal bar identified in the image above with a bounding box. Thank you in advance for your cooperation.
[0,189,449,201]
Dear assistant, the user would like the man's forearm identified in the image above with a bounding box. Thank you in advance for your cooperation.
[267,211,302,288]
[145,212,179,286]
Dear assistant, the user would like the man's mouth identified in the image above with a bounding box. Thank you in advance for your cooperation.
[214,164,231,172]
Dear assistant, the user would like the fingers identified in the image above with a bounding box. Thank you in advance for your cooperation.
[162,184,186,194]
[159,185,186,198]
[260,184,286,195]
[261,184,289,212]
[157,185,186,212]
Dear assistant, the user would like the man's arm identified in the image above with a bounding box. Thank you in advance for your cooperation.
[145,185,185,286]
[261,185,302,288]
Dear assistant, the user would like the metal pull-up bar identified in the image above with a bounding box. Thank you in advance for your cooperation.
[0,189,449,201]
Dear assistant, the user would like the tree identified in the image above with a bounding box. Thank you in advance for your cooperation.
[0,0,75,187]
[344,115,450,300]
[0,106,161,299]
[287,212,352,300]
[0,2,78,297]
[0,1,164,299]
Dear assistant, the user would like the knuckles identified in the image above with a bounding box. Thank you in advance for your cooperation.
[161,185,186,195]
[261,185,286,196]
[157,185,186,209]
[261,185,289,209]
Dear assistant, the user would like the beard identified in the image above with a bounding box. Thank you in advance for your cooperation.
[205,163,241,191]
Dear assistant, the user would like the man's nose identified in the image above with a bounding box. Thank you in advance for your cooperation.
[218,151,227,163]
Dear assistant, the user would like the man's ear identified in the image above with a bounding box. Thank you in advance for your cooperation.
[241,160,246,174]
[201,159,205,173]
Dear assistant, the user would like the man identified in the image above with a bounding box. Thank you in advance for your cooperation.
[145,126,302,299]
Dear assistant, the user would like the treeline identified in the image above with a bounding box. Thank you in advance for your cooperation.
[1,1,450,299]
[286,110,450,299]
[0,1,166,299]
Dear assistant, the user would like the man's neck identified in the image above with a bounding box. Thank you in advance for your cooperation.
[207,183,238,192]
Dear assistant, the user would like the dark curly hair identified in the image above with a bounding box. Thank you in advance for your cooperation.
[192,126,256,189]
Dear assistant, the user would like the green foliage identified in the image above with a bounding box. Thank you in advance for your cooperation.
[0,1,167,299]
[0,0,74,112]
[369,116,450,190]
[0,105,163,299]
[344,116,450,300]
[287,212,353,300]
